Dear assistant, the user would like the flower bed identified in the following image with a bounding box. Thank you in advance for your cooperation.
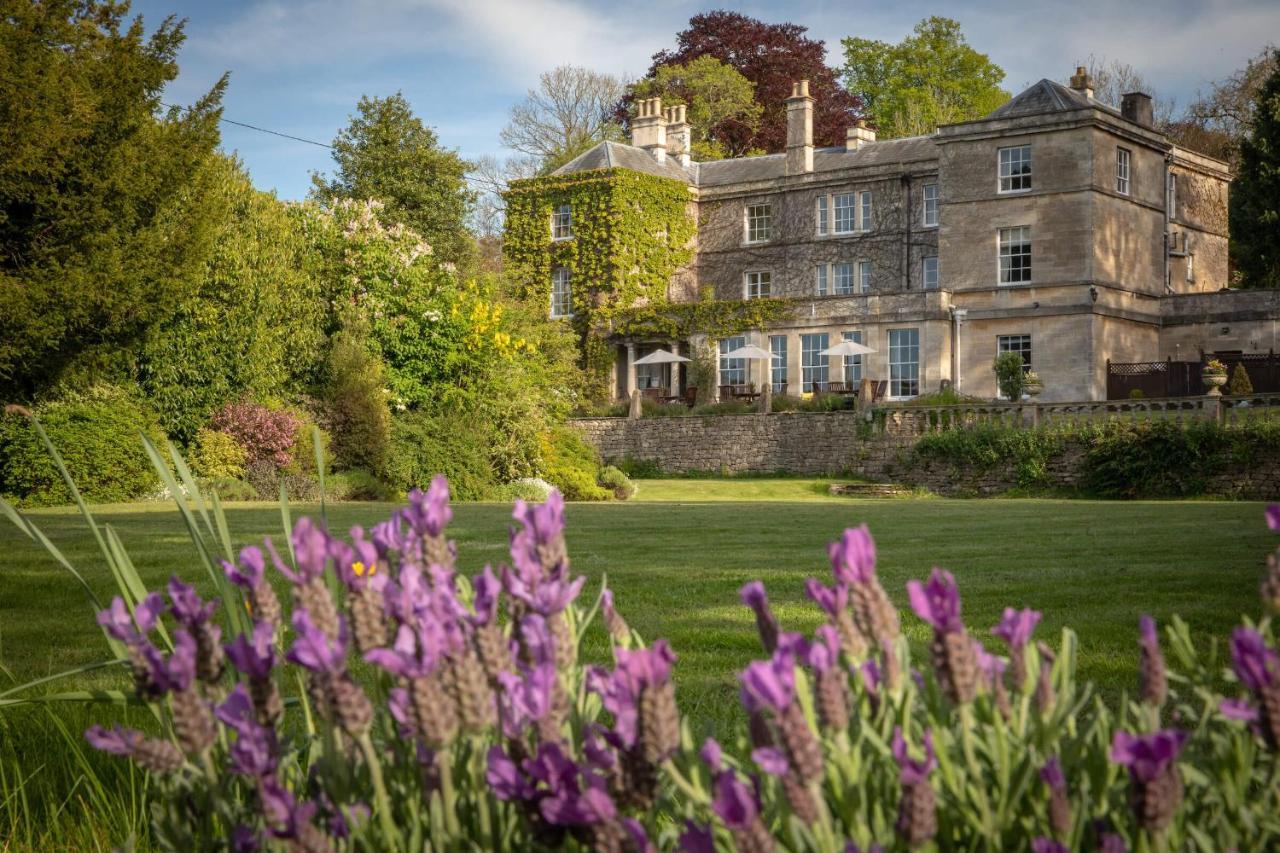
[13,472,1280,848]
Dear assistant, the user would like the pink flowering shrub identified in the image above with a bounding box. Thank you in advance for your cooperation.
[17,476,1280,849]
[209,400,301,469]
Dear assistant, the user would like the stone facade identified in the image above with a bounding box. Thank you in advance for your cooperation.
[514,66,1263,405]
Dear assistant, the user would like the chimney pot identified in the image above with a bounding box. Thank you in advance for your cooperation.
[846,121,876,151]
[630,96,667,163]
[1069,66,1094,100]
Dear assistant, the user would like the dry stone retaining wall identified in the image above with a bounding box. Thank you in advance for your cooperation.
[571,413,910,476]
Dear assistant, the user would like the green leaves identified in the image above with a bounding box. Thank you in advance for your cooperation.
[841,17,1010,138]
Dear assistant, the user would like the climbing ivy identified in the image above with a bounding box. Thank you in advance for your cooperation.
[505,168,794,398]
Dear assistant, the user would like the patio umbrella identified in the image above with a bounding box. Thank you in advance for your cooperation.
[721,344,775,360]
[819,339,876,357]
[632,349,691,365]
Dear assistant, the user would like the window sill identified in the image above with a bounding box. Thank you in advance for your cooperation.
[551,236,575,243]
[997,188,1033,196]
[742,239,772,247]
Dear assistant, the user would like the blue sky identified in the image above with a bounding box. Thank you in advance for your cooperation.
[133,0,1280,200]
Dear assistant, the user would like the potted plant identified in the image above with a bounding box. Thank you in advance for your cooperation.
[1023,371,1043,397]
[1202,358,1228,396]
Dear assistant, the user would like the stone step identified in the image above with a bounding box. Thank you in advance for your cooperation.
[828,482,913,498]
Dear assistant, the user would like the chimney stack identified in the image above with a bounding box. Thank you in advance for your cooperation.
[785,80,814,175]
[1069,66,1095,100]
[631,97,666,163]
[1121,92,1154,127]
[664,104,691,168]
[846,119,876,151]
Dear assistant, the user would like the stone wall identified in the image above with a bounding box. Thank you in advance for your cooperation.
[571,412,911,476]
[571,411,1280,500]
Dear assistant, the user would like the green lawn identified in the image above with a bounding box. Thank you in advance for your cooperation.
[1,480,1274,737]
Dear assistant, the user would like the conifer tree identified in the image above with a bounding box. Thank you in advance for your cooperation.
[1230,50,1280,289]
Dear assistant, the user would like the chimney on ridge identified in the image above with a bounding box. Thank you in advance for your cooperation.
[785,80,814,175]
[1069,66,1095,99]
[846,119,876,151]
[664,104,691,168]
[631,97,667,163]
[1121,92,1154,127]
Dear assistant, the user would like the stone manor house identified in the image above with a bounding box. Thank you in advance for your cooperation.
[507,67,1280,403]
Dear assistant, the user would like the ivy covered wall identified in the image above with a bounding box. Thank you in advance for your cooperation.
[504,167,795,400]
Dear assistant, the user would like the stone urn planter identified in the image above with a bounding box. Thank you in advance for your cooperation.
[1202,367,1227,396]
[1024,374,1043,397]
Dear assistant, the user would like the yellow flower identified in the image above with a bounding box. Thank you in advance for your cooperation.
[352,561,377,577]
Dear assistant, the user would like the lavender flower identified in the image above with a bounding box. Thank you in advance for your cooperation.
[167,577,223,683]
[828,525,876,585]
[1040,756,1071,838]
[260,777,327,849]
[287,610,348,675]
[1266,504,1280,530]
[601,588,631,645]
[740,581,779,654]
[739,652,796,713]
[223,546,282,631]
[216,686,277,778]
[85,725,184,774]
[908,569,978,704]
[679,821,715,853]
[809,625,850,732]
[97,593,164,643]
[1137,615,1167,707]
[1227,626,1280,745]
[226,621,282,724]
[288,611,372,736]
[992,606,1041,690]
[1031,840,1068,853]
[804,577,848,619]
[907,568,964,634]
[711,769,773,853]
[1111,729,1189,832]
[892,727,937,846]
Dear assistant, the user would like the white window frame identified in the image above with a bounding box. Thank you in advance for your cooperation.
[1115,148,1131,196]
[833,262,854,295]
[1167,173,1177,220]
[801,333,830,392]
[769,335,788,393]
[551,204,573,241]
[745,203,772,244]
[998,226,1032,286]
[815,196,830,236]
[922,256,939,290]
[833,193,856,235]
[922,183,939,227]
[996,334,1033,399]
[814,264,828,296]
[859,191,873,232]
[1186,251,1195,283]
[858,260,873,293]
[550,267,572,318]
[743,270,772,300]
[842,330,863,384]
[719,336,747,386]
[887,328,920,399]
[998,145,1032,193]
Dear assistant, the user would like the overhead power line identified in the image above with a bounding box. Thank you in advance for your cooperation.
[161,101,499,188]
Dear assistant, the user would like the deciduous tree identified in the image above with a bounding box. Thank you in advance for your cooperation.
[500,66,627,173]
[0,0,227,399]
[842,17,1008,138]
[631,55,762,160]
[621,11,861,156]
[311,93,475,267]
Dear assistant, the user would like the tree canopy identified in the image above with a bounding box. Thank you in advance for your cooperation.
[500,66,627,173]
[842,17,1008,138]
[630,56,762,161]
[1229,49,1280,289]
[0,0,227,399]
[620,11,861,157]
[310,93,475,267]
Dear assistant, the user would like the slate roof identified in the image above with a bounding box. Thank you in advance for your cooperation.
[551,135,939,188]
[983,78,1121,121]
[548,80,1123,188]
[549,141,694,182]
